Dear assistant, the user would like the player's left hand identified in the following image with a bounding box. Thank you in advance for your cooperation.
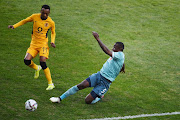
[92,31,100,41]
[51,43,56,48]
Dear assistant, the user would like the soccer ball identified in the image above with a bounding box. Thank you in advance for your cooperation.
[25,99,38,111]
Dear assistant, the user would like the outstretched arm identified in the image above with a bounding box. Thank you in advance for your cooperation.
[92,31,112,57]
[8,15,33,29]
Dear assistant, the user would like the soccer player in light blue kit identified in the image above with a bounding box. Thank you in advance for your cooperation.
[50,31,125,104]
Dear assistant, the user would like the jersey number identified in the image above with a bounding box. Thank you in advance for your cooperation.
[101,88,107,94]
[37,27,43,33]
[42,47,47,54]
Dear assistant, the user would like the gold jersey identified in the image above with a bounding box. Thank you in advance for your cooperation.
[13,13,56,48]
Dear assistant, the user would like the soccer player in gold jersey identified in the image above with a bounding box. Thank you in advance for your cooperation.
[8,5,56,90]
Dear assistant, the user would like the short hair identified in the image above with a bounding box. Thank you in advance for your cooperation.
[116,42,124,50]
[42,5,50,11]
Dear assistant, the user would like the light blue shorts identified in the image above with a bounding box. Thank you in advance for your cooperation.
[86,71,111,98]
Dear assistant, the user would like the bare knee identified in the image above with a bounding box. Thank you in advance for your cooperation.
[77,80,90,90]
[85,99,92,104]
[40,56,46,62]
[24,53,33,60]
[85,93,94,104]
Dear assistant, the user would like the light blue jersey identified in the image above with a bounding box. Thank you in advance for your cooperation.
[100,51,125,82]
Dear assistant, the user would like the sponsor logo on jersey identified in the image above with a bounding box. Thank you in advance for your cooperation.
[45,23,49,27]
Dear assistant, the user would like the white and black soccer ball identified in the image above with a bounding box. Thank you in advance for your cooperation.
[25,99,38,111]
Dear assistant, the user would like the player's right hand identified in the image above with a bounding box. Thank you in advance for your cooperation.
[51,43,56,48]
[8,25,14,29]
[120,64,125,73]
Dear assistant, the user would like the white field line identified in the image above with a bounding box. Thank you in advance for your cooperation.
[81,112,180,120]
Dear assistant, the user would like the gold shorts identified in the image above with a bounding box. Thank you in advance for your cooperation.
[26,46,49,59]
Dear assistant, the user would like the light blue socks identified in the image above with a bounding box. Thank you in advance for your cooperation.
[60,85,102,104]
[60,85,79,100]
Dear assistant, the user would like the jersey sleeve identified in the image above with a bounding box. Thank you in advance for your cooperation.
[112,52,122,60]
[51,21,56,43]
[13,14,34,29]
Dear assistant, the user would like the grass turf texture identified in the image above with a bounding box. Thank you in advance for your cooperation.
[0,0,180,120]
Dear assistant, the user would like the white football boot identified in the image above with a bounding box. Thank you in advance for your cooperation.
[50,97,60,103]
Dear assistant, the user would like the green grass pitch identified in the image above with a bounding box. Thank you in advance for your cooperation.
[0,0,179,120]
